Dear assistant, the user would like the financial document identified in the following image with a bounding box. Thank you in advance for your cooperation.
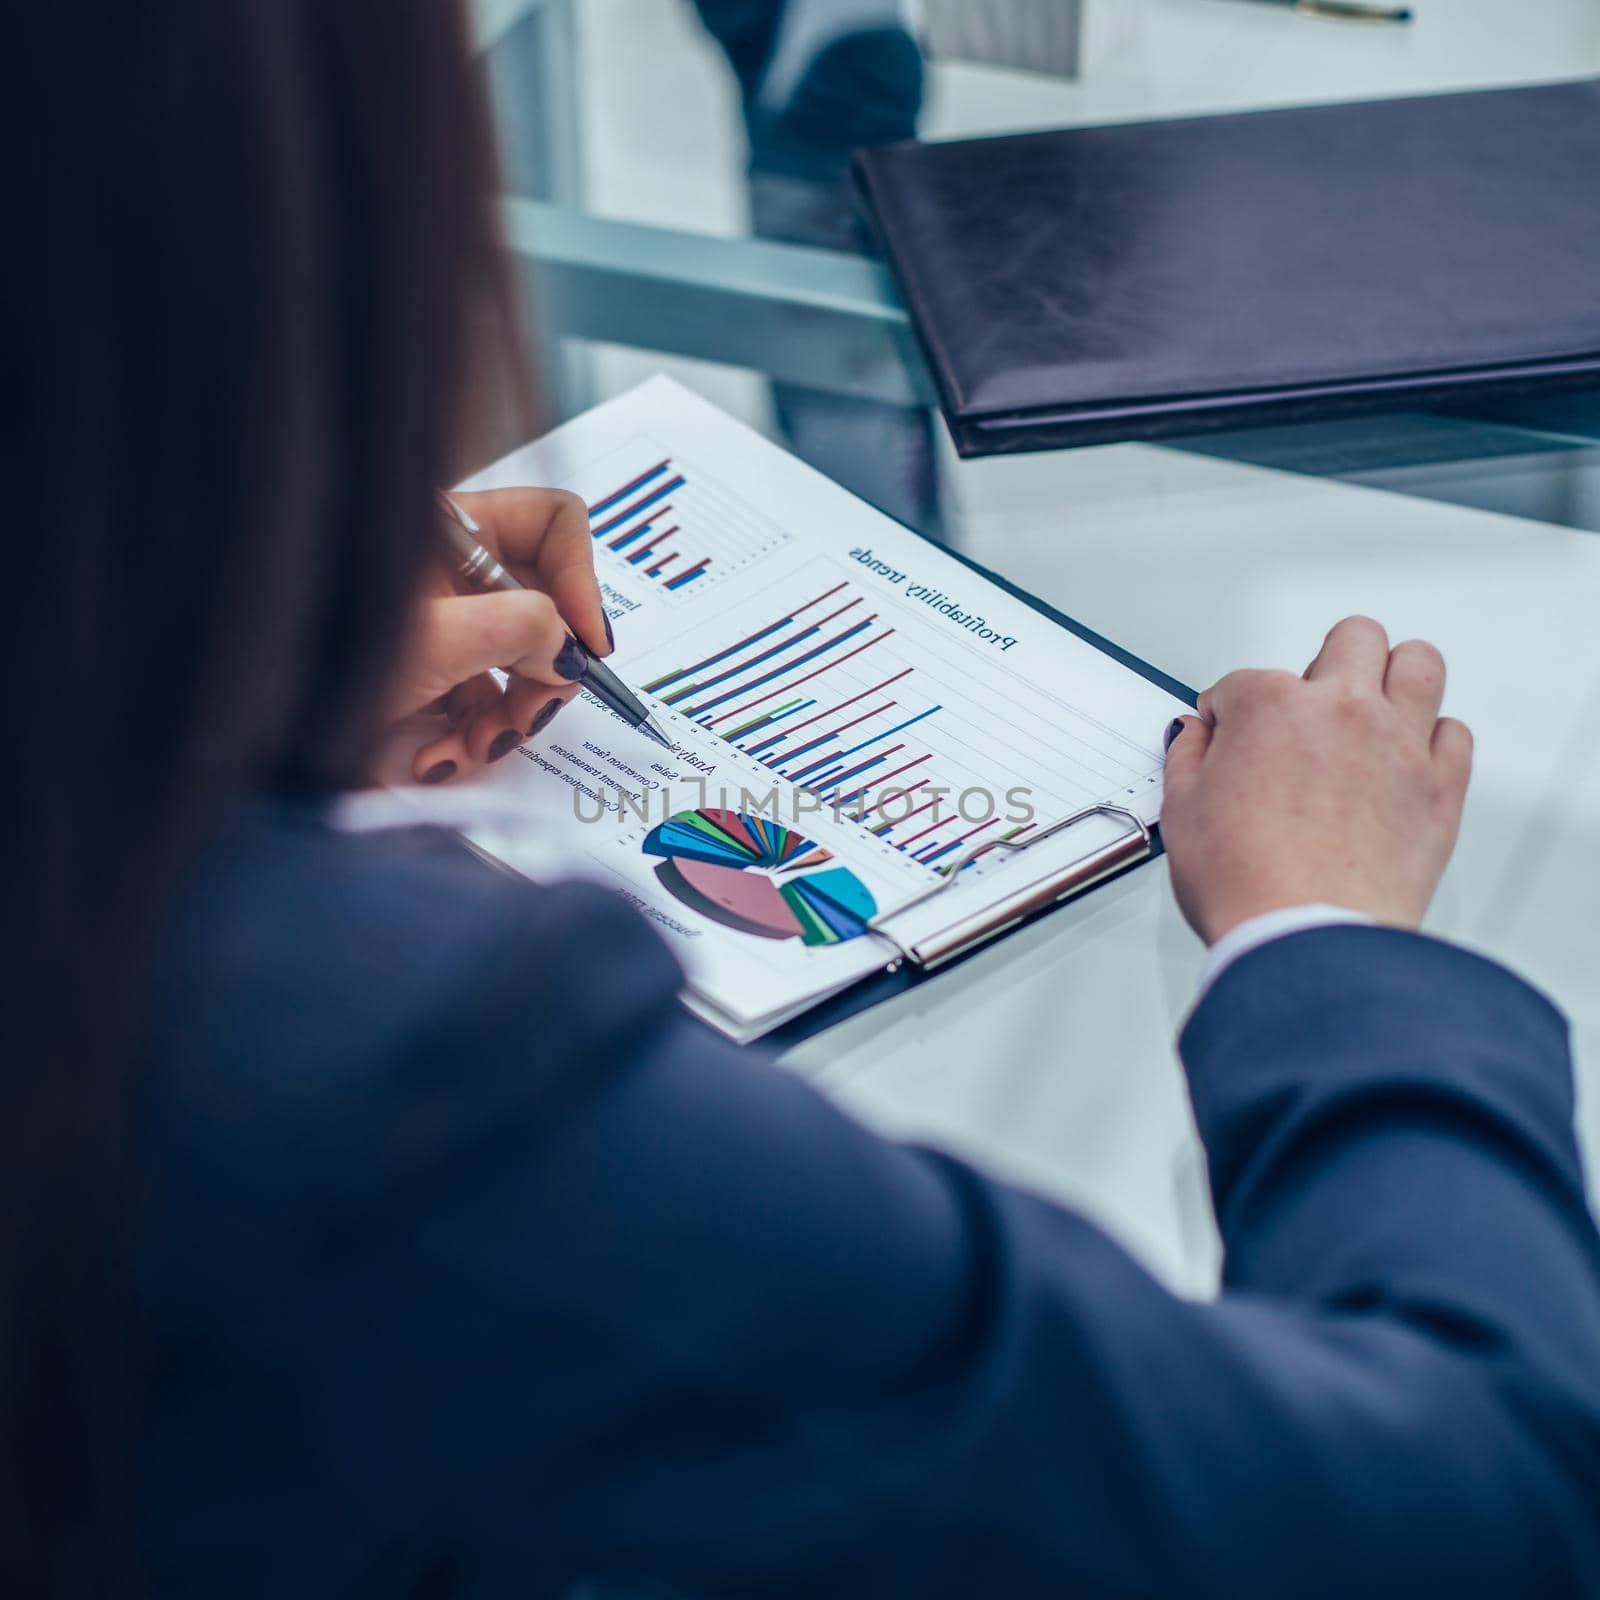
[388,378,1189,1038]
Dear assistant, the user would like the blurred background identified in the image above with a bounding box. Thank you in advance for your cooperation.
[477,0,1600,537]
[460,1,1600,1278]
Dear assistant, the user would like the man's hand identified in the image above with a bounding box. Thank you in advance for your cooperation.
[390,487,611,785]
[1160,616,1473,945]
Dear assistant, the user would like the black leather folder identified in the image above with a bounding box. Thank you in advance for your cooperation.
[853,79,1600,455]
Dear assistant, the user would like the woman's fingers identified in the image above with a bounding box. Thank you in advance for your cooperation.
[449,487,612,659]
[1160,714,1213,797]
[503,677,578,742]
[1384,638,1447,728]
[388,486,610,780]
[396,589,589,716]
[1301,614,1390,687]
[1431,715,1474,789]
[446,589,588,685]
[409,675,582,783]
[1197,668,1297,727]
[411,673,500,783]
[412,710,515,784]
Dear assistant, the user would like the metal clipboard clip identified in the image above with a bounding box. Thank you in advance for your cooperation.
[865,802,1152,972]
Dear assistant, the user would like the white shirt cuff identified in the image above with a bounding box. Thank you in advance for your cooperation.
[1197,904,1375,1000]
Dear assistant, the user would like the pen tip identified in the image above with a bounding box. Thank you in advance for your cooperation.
[640,717,674,749]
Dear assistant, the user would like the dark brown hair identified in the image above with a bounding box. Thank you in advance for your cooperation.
[2,2,514,1585]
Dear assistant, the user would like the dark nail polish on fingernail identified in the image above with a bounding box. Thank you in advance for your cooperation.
[554,634,589,681]
[487,728,522,763]
[529,696,562,735]
[602,611,614,650]
[1163,718,1185,753]
[421,760,457,785]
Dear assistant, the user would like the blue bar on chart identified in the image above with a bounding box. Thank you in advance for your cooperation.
[586,459,703,590]
[641,582,848,695]
[665,558,709,590]
[590,465,684,537]
[635,574,997,875]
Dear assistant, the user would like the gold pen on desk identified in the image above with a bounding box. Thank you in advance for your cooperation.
[436,492,674,749]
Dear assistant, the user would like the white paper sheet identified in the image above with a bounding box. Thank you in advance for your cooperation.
[384,378,1190,1039]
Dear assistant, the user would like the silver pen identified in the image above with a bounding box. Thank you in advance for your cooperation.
[1227,0,1413,19]
[436,492,674,749]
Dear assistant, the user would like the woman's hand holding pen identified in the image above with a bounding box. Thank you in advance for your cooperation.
[391,487,612,785]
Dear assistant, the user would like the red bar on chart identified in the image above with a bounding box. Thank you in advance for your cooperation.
[591,475,685,539]
[625,526,676,564]
[609,513,673,551]
[870,790,940,833]
[642,582,851,695]
[587,458,670,517]
[742,668,913,753]
[838,752,932,805]
[706,628,894,725]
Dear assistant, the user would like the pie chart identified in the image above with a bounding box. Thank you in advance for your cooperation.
[641,807,877,946]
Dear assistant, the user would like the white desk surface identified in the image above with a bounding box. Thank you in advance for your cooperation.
[927,0,1600,139]
[780,442,1600,1299]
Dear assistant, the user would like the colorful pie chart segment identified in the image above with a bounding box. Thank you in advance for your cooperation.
[642,808,876,947]
[642,807,821,870]
[778,869,877,944]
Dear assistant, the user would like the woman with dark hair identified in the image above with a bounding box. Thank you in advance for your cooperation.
[6,3,1600,1595]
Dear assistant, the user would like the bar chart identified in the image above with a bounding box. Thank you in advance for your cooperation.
[635,559,1168,877]
[578,439,792,601]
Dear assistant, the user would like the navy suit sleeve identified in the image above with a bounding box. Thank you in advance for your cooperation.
[317,911,1600,1597]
